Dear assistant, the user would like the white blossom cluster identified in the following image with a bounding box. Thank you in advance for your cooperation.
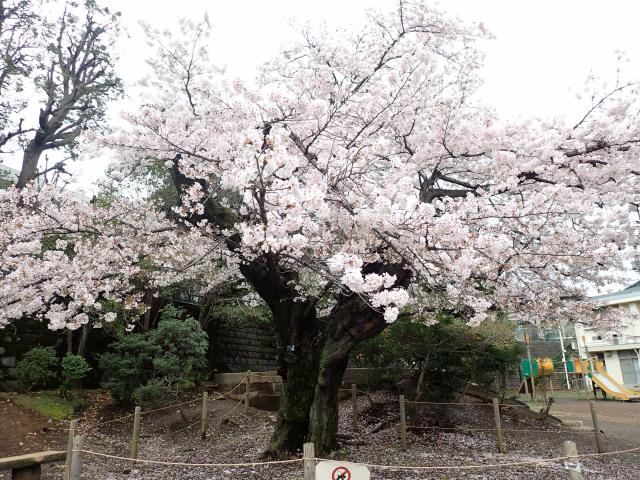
[0,184,233,329]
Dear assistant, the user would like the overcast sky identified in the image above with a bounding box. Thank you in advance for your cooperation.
[103,0,640,117]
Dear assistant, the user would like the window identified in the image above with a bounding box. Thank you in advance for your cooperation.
[618,350,640,386]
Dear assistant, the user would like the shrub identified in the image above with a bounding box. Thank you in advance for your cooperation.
[352,313,522,401]
[99,305,209,405]
[147,306,209,391]
[61,354,92,391]
[133,382,165,408]
[99,333,158,404]
[14,347,59,391]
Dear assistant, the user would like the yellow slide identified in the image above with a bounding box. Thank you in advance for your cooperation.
[594,362,640,398]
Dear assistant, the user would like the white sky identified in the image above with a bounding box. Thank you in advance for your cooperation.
[103,0,640,117]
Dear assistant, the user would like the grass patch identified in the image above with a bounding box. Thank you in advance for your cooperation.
[0,391,85,420]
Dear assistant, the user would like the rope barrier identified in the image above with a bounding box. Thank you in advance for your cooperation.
[71,445,640,471]
[80,375,248,433]
[404,400,526,407]
[81,413,136,433]
[315,445,640,471]
[74,449,303,467]
[338,388,375,396]
[140,397,202,415]
[406,425,597,434]
[152,419,201,438]
[214,375,248,399]
[219,399,245,420]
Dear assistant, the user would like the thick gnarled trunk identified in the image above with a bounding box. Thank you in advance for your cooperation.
[239,259,322,455]
[308,262,412,454]
[267,346,319,454]
[308,342,349,453]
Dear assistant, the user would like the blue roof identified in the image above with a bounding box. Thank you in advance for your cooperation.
[594,281,640,304]
[623,281,640,292]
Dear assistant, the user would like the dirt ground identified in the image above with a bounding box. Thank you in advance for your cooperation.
[0,396,66,458]
[1,391,639,480]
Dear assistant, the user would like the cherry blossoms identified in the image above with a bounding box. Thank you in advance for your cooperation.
[107,3,639,330]
[0,184,232,329]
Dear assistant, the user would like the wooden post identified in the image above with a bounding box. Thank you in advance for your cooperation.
[130,406,141,462]
[63,418,78,480]
[589,400,605,453]
[351,383,357,432]
[549,376,555,396]
[303,442,315,480]
[245,370,251,413]
[399,394,407,450]
[69,435,84,480]
[492,398,505,453]
[563,440,583,480]
[200,391,209,440]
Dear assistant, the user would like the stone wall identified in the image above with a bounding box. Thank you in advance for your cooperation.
[0,320,64,387]
[207,320,279,373]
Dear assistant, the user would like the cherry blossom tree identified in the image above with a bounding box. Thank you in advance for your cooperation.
[102,1,640,453]
[2,0,638,454]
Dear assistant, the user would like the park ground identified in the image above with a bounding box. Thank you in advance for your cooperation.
[1,390,640,479]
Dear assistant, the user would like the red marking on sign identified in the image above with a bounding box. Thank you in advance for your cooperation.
[332,466,351,480]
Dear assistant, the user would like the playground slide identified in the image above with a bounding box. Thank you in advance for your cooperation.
[594,362,640,396]
[590,372,640,401]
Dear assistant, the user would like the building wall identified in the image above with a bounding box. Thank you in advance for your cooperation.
[576,300,640,347]
[603,351,624,383]
[575,298,640,386]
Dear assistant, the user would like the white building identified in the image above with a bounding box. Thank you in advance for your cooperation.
[575,282,640,389]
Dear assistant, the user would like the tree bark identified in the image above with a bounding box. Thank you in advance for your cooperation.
[308,262,412,454]
[239,258,321,455]
[76,324,90,357]
[16,136,44,188]
[66,329,73,354]
[308,341,350,453]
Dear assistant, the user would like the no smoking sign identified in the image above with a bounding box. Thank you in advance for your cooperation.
[316,461,370,480]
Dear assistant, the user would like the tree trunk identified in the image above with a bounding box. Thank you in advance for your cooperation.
[307,262,412,454]
[267,346,319,454]
[308,341,350,453]
[66,330,73,354]
[76,324,90,357]
[239,259,321,456]
[16,139,43,188]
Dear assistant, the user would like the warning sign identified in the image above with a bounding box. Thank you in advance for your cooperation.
[332,466,351,480]
[316,461,370,480]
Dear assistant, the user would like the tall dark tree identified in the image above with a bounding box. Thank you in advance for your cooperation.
[0,0,122,187]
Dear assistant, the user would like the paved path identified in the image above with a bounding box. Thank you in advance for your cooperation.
[548,398,640,448]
